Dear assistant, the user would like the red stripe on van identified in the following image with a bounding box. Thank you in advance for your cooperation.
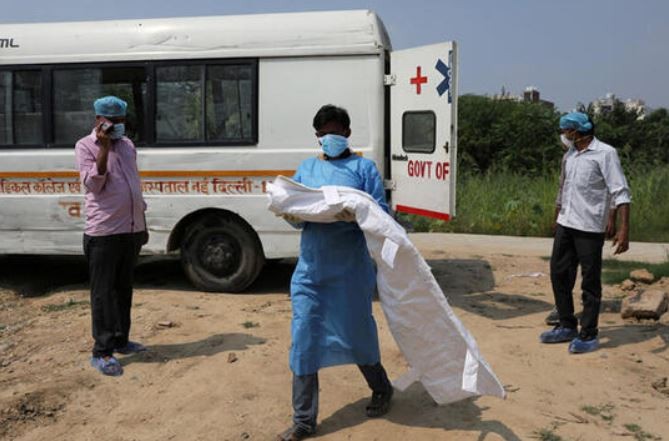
[395,204,451,221]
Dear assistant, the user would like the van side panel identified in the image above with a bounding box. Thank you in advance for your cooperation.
[0,55,385,258]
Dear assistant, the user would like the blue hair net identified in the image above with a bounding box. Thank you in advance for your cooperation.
[94,96,128,117]
[559,112,593,133]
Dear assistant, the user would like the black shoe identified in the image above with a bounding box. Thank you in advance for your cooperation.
[544,307,559,326]
[275,425,314,441]
[366,388,394,418]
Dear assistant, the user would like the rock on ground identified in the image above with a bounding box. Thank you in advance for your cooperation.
[629,269,655,284]
[621,290,669,320]
[620,279,636,291]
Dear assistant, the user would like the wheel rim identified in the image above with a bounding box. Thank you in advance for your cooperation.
[196,232,242,278]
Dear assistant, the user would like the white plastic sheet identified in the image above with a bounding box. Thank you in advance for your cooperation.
[267,176,505,404]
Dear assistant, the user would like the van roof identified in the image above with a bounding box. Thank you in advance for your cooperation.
[0,9,391,65]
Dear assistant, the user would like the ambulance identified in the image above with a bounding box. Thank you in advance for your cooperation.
[0,10,458,292]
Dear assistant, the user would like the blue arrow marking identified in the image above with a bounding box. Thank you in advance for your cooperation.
[435,59,450,97]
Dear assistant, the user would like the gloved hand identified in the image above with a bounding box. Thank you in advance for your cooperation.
[334,208,356,223]
[279,213,303,224]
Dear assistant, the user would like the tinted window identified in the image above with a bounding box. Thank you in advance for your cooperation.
[0,70,43,146]
[52,67,147,145]
[156,65,202,142]
[206,64,254,141]
[1,60,257,149]
[402,111,436,153]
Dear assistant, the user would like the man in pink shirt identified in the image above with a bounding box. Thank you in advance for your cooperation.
[75,96,148,376]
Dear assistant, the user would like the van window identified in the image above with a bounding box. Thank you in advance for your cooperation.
[206,64,254,141]
[0,70,43,146]
[156,62,257,144]
[1,59,257,148]
[52,67,147,146]
[156,65,203,142]
[402,111,436,153]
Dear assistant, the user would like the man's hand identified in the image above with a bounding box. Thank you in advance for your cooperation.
[95,123,112,150]
[552,206,561,237]
[612,228,629,255]
[605,208,617,239]
[94,123,112,175]
[334,209,356,223]
[612,203,630,255]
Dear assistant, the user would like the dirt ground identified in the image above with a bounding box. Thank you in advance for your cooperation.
[1,233,668,441]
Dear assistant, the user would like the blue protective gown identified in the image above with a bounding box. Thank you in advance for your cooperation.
[289,154,389,376]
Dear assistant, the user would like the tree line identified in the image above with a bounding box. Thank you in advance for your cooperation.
[457,94,669,176]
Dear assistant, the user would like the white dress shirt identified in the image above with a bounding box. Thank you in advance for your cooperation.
[556,137,631,233]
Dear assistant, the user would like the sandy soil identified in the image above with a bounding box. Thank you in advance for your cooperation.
[1,234,668,441]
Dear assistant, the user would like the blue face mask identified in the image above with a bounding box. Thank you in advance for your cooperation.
[110,123,126,140]
[319,134,349,158]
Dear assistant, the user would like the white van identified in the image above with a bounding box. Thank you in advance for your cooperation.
[0,10,458,292]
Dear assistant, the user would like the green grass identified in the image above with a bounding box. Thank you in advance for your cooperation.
[581,405,599,416]
[580,403,615,422]
[241,321,260,329]
[407,166,669,243]
[532,428,564,441]
[601,258,669,285]
[41,298,89,313]
[623,423,662,441]
[407,169,559,237]
[625,165,669,243]
[537,255,669,286]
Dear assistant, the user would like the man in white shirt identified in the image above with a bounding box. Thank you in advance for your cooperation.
[540,112,631,353]
[544,159,619,326]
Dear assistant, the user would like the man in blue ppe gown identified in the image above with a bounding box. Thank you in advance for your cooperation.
[276,105,394,441]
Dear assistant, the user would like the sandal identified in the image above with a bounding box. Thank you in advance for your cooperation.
[366,388,393,417]
[275,425,314,441]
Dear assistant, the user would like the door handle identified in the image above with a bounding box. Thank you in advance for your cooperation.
[443,141,449,154]
[392,154,408,161]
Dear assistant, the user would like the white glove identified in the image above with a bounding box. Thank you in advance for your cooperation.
[334,209,356,223]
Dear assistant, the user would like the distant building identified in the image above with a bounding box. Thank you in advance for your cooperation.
[591,92,646,119]
[492,86,554,109]
[591,92,616,115]
[523,86,540,103]
[624,98,646,118]
[522,86,554,109]
[492,86,521,102]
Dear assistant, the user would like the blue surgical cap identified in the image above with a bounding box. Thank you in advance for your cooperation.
[94,96,128,117]
[559,112,593,133]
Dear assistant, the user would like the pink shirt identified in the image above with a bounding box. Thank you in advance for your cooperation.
[75,130,146,236]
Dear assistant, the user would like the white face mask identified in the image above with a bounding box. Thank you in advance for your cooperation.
[560,134,575,150]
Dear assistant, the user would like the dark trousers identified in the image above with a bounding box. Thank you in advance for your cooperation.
[550,225,605,339]
[292,362,392,432]
[83,232,143,357]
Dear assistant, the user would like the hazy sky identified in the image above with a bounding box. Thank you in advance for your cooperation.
[2,0,668,111]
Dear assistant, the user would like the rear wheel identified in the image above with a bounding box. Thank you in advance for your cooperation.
[180,214,265,292]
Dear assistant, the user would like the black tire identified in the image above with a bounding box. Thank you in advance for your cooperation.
[180,214,265,292]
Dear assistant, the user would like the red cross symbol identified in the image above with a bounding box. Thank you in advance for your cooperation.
[410,66,428,94]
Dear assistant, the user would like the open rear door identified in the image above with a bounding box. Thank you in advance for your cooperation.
[389,42,457,220]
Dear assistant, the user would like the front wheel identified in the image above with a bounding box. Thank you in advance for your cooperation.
[180,214,265,292]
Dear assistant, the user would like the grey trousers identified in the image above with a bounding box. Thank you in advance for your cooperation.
[292,362,392,432]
